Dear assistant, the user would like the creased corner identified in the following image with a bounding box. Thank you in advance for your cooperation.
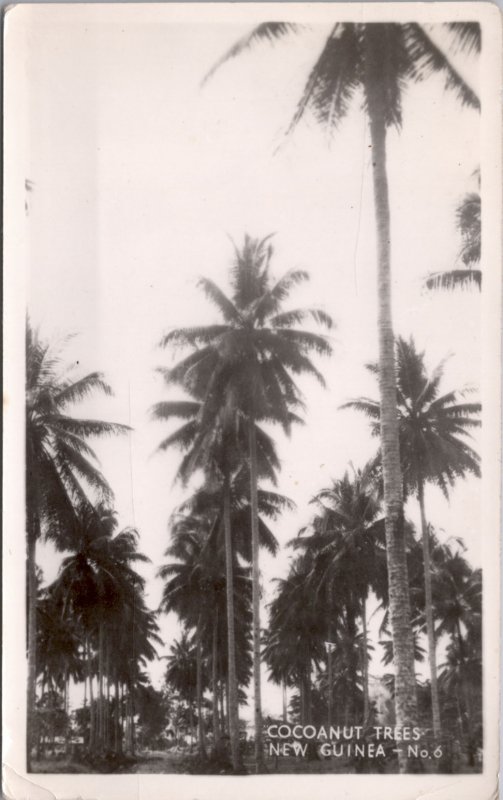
[2,763,57,800]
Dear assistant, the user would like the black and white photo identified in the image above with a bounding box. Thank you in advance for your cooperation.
[3,3,501,798]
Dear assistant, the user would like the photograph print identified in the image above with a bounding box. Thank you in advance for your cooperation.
[3,2,501,792]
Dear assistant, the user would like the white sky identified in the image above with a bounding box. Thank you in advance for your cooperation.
[23,10,482,718]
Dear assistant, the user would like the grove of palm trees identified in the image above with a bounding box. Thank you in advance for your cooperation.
[8,7,495,783]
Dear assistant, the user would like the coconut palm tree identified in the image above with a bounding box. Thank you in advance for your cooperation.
[294,464,388,725]
[160,234,332,767]
[206,24,480,756]
[164,633,198,748]
[36,588,84,756]
[432,540,482,761]
[158,506,254,757]
[425,172,481,290]
[343,337,481,741]
[49,503,157,755]
[25,322,130,767]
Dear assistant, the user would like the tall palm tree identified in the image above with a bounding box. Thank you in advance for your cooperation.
[25,322,129,767]
[160,234,332,767]
[206,24,480,756]
[343,336,481,741]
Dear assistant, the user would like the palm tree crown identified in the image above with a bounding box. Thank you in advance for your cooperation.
[343,336,481,497]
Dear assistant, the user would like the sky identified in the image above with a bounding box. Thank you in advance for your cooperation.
[21,8,482,719]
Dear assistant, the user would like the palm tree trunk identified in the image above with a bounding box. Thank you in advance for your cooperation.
[305,665,312,724]
[326,579,334,728]
[298,680,303,725]
[455,620,474,762]
[364,38,417,769]
[36,677,45,759]
[418,478,441,742]
[219,677,226,735]
[188,694,195,750]
[346,604,357,721]
[119,682,125,752]
[223,473,241,771]
[115,677,122,754]
[361,596,370,726]
[98,621,104,750]
[88,643,96,752]
[64,670,70,757]
[212,609,221,749]
[105,644,111,751]
[130,682,136,757]
[248,418,263,770]
[26,520,38,771]
[282,681,287,723]
[196,613,207,759]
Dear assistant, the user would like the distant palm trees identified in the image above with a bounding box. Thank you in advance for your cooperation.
[27,286,482,773]
[206,24,480,758]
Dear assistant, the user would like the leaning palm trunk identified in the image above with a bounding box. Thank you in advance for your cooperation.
[248,418,263,770]
[364,40,417,769]
[26,519,38,770]
[417,479,441,742]
[223,474,241,770]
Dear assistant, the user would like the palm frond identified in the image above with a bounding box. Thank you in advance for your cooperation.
[270,307,334,330]
[48,415,131,439]
[196,277,242,324]
[424,269,481,291]
[54,372,113,407]
[159,325,229,349]
[405,24,480,110]
[202,22,300,85]
[445,22,481,54]
[150,400,200,421]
